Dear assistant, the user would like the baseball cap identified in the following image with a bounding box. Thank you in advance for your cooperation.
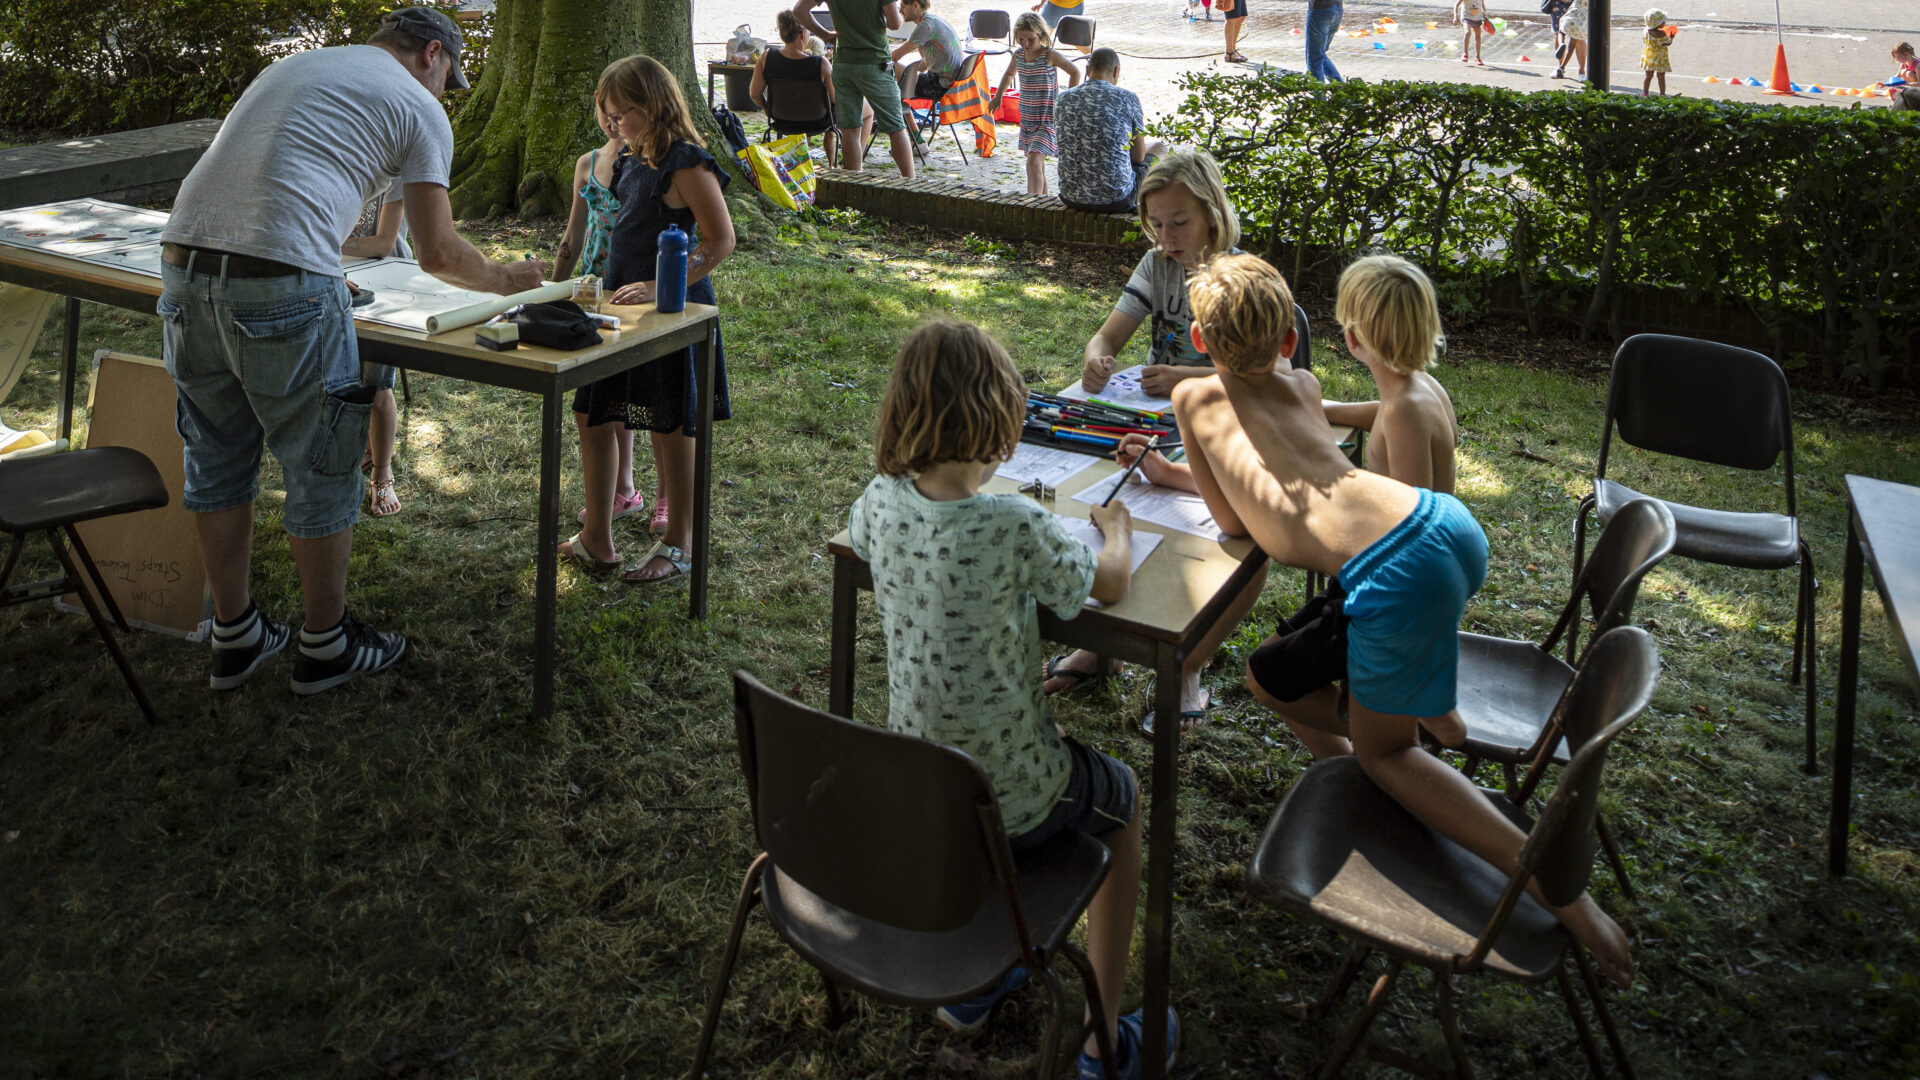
[380,6,470,89]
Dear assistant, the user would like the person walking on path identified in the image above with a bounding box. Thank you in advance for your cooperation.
[1555,0,1589,79]
[793,0,917,176]
[1223,0,1250,63]
[1304,0,1343,81]
[158,6,547,696]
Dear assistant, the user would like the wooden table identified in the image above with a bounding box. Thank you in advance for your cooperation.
[1829,474,1920,876]
[0,242,720,720]
[827,456,1271,1080]
[707,61,761,113]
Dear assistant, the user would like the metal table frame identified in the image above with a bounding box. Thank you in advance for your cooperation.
[0,246,717,719]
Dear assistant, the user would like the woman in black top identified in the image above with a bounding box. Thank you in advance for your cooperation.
[751,10,864,162]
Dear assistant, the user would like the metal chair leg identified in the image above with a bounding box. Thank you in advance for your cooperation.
[46,528,157,724]
[1568,497,1595,663]
[1434,975,1476,1080]
[1059,944,1118,1080]
[821,974,849,1029]
[688,855,768,1080]
[1037,964,1068,1080]
[1571,947,1637,1079]
[399,368,412,405]
[1318,958,1401,1080]
[63,525,130,631]
[1595,812,1635,899]
[1799,543,1818,776]
[1554,963,1609,1078]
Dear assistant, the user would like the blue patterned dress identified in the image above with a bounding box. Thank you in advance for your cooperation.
[577,148,619,279]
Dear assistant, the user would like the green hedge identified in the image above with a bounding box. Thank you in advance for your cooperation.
[1155,73,1920,386]
[0,0,472,137]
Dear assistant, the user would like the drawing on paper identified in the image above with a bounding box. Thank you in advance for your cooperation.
[337,258,500,333]
[1057,365,1175,412]
[0,200,170,258]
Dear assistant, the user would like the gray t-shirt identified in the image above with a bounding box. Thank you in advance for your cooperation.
[1114,246,1247,367]
[351,184,413,260]
[165,45,452,277]
[1056,79,1145,207]
[849,473,1097,834]
[908,13,966,79]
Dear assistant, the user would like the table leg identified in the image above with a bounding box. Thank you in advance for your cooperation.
[534,390,563,719]
[690,320,716,620]
[708,68,719,111]
[1829,508,1864,877]
[1141,640,1183,1080]
[829,555,857,718]
[58,297,79,441]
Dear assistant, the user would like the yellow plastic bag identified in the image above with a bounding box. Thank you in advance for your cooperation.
[737,134,817,212]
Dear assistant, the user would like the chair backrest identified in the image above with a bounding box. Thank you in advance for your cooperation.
[1516,628,1659,908]
[732,671,1012,934]
[810,7,834,32]
[1290,303,1312,372]
[1597,334,1797,511]
[1055,14,1096,48]
[1540,497,1675,661]
[969,8,1010,40]
[764,77,832,128]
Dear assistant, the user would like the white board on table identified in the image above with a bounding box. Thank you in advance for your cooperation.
[0,199,170,258]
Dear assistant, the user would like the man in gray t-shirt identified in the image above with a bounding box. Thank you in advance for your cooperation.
[891,0,969,100]
[1057,49,1168,213]
[160,6,548,697]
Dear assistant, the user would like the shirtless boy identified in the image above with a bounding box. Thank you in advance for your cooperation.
[1117,253,1632,988]
[1252,253,1462,759]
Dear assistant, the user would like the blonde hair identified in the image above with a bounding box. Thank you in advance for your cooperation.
[1189,254,1297,377]
[597,55,705,167]
[875,320,1027,476]
[1335,254,1444,374]
[1136,151,1241,261]
[1013,12,1052,49]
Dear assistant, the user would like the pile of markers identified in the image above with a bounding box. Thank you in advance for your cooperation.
[1023,392,1179,456]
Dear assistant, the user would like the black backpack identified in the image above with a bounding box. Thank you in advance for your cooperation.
[711,105,751,158]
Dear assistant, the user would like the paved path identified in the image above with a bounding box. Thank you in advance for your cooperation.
[695,0,1915,192]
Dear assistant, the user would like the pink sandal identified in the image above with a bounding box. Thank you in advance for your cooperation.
[578,489,646,525]
[648,495,670,533]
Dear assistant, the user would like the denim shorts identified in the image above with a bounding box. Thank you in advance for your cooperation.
[158,261,371,539]
[1009,735,1137,851]
[832,59,906,133]
[1041,1,1085,29]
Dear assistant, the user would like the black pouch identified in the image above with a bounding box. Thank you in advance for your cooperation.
[509,300,602,350]
[1249,583,1349,704]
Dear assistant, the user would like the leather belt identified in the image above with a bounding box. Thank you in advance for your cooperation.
[160,242,302,279]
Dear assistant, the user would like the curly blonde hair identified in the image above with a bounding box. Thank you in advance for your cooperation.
[597,55,705,167]
[875,321,1027,476]
[1189,254,1297,377]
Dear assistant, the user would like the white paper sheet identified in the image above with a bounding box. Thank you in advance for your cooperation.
[1053,515,1163,605]
[0,200,169,258]
[1056,365,1175,414]
[1069,473,1228,542]
[998,441,1098,492]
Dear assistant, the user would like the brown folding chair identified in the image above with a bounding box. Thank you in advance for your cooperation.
[0,446,169,723]
[1574,333,1816,773]
[690,672,1118,1080]
[1456,497,1676,895]
[1247,627,1659,1080]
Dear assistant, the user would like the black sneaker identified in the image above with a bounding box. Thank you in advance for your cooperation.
[290,614,407,696]
[209,608,292,691]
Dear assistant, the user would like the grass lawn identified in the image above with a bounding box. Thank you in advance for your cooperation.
[3,208,1919,1079]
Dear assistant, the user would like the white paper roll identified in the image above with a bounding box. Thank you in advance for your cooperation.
[424,280,575,335]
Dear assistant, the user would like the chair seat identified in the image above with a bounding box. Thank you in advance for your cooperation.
[1247,757,1568,982]
[1594,478,1799,570]
[762,827,1109,1008]
[1458,632,1573,765]
[0,446,167,533]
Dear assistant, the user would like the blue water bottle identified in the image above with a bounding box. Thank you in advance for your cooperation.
[655,224,688,314]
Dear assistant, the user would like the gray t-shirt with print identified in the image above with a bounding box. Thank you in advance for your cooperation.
[1056,79,1144,207]
[1114,246,1246,367]
[849,473,1097,834]
[908,13,967,80]
[165,45,452,277]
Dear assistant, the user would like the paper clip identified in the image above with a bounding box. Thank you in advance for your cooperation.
[1017,478,1055,501]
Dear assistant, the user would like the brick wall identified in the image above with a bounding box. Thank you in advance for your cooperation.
[813,169,1146,249]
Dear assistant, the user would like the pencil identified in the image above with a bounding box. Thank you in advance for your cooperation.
[1101,435,1158,506]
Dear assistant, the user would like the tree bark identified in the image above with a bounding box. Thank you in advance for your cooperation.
[448,0,733,219]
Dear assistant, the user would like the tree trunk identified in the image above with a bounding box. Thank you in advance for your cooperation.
[448,0,736,219]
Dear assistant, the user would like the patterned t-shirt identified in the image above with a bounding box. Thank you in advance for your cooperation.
[1114,246,1246,367]
[849,474,1098,834]
[908,13,966,80]
[1056,79,1145,207]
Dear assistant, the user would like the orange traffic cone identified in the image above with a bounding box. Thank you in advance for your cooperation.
[1763,42,1797,96]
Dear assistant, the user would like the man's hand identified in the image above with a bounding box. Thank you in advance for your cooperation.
[611,280,658,305]
[1089,499,1132,537]
[502,259,549,293]
[1138,364,1191,397]
[1082,353,1115,392]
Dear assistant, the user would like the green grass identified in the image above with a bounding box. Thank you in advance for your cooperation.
[3,212,1919,1079]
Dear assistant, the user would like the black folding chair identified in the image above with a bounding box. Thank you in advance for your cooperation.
[764,76,838,162]
[810,7,834,32]
[1055,14,1096,58]
[0,446,169,724]
[1574,333,1816,773]
[968,8,1012,55]
[691,672,1119,1080]
[1247,627,1658,1079]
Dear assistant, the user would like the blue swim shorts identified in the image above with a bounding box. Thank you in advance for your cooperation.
[1338,488,1488,719]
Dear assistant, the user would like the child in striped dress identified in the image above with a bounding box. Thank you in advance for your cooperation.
[993,12,1081,195]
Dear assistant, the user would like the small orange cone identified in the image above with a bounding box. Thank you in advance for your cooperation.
[1763,42,1797,96]
[1519,54,1530,62]
[1703,75,1718,83]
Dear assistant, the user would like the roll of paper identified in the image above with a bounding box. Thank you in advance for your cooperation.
[423,280,574,335]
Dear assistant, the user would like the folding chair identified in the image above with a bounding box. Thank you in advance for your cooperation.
[0,446,169,723]
[1573,333,1816,774]
[968,9,1012,55]
[1247,626,1658,1080]
[1055,14,1096,58]
[763,76,838,163]
[810,7,834,32]
[691,672,1119,1080]
[907,52,996,164]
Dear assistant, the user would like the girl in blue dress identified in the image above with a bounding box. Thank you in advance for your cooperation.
[561,54,735,586]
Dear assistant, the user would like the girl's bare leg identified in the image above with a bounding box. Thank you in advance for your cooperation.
[629,429,694,579]
[573,412,620,562]
[1026,151,1046,194]
[1080,772,1141,1059]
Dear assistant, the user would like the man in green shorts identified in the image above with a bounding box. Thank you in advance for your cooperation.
[794,0,918,176]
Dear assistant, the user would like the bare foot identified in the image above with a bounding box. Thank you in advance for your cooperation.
[1551,894,1634,990]
[1419,708,1467,748]
[1043,650,1122,695]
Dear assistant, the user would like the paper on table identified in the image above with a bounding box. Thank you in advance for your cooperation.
[1069,473,1227,542]
[1053,515,1163,605]
[999,441,1098,492]
[343,257,574,334]
[0,199,169,258]
[1056,365,1174,413]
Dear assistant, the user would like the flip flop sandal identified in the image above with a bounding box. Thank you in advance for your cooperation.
[621,541,690,585]
[1044,652,1118,697]
[367,478,401,517]
[1141,683,1211,735]
[577,489,646,525]
[560,533,621,576]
